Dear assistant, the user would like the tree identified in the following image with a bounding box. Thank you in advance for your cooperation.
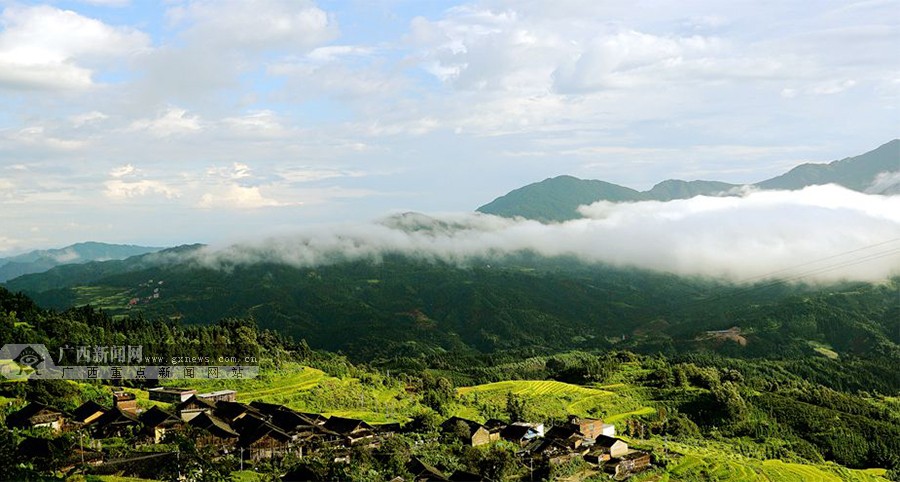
[0,428,21,482]
[505,391,528,422]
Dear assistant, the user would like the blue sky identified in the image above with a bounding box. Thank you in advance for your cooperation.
[0,0,898,253]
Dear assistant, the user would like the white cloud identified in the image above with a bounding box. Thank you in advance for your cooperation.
[206,162,254,180]
[7,126,87,150]
[168,0,336,52]
[197,184,289,209]
[70,111,108,127]
[109,164,137,178]
[221,111,288,138]
[188,185,900,283]
[0,178,14,199]
[128,107,202,137]
[276,167,367,183]
[105,179,179,199]
[0,5,148,90]
[867,171,900,194]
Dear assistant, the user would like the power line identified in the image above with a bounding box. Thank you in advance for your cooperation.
[679,239,900,311]
[735,237,900,284]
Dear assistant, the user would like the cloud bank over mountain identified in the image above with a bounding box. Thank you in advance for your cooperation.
[186,184,900,283]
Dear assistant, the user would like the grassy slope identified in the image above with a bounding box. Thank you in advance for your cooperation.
[633,440,889,481]
[157,362,421,424]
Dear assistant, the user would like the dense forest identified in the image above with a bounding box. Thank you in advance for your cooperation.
[1,271,899,480]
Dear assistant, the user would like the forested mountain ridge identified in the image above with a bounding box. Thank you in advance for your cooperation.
[0,242,163,283]
[478,139,900,222]
[5,252,898,383]
[1,284,898,480]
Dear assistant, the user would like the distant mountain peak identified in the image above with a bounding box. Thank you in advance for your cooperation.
[478,140,899,222]
[476,176,642,222]
[0,242,165,283]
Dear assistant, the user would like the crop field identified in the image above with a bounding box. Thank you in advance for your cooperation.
[159,364,332,401]
[159,363,419,424]
[632,441,890,482]
[69,286,133,310]
[457,379,653,423]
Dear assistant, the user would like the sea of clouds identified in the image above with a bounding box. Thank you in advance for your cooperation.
[183,184,900,283]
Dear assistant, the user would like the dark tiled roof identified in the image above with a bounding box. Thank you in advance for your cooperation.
[139,406,181,428]
[299,412,328,424]
[407,456,448,481]
[188,411,239,438]
[71,401,107,423]
[248,400,289,415]
[545,425,579,440]
[323,416,373,435]
[6,402,63,427]
[238,418,293,447]
[499,424,532,441]
[16,436,69,459]
[594,435,624,448]
[95,406,139,426]
[214,401,263,422]
[484,418,507,430]
[449,470,486,481]
[440,417,486,438]
[177,394,216,412]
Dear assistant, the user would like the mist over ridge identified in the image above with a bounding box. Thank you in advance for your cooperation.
[185,184,900,283]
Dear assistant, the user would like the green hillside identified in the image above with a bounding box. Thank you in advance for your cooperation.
[476,175,643,222]
[477,140,899,222]
[758,139,899,192]
[6,255,899,384]
[2,286,898,480]
[644,179,739,201]
[0,242,164,283]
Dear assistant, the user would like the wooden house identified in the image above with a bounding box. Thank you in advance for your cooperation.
[300,412,328,426]
[449,470,485,481]
[6,402,65,432]
[214,400,264,424]
[147,387,197,403]
[187,411,239,449]
[69,401,107,428]
[499,424,539,447]
[545,425,583,450]
[112,390,138,415]
[406,456,449,481]
[511,421,544,437]
[93,406,140,438]
[606,451,651,477]
[568,416,605,440]
[247,401,320,435]
[16,435,66,462]
[139,406,183,443]
[177,395,216,421]
[593,435,628,458]
[324,416,376,446]
[483,418,505,442]
[236,415,297,460]
[198,389,236,403]
[440,417,491,447]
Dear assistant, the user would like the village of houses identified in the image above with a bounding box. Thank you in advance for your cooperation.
[5,385,654,481]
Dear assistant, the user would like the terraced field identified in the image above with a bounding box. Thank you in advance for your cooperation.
[633,442,890,482]
[160,363,332,402]
[158,363,420,424]
[458,379,613,398]
[457,379,652,423]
